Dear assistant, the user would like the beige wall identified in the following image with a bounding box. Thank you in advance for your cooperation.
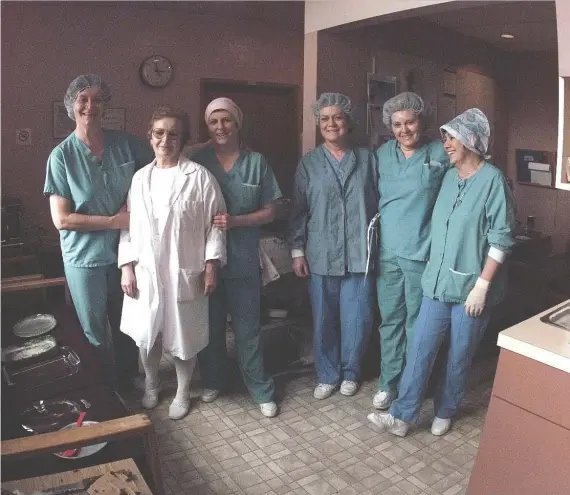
[316,21,508,164]
[315,19,568,252]
[304,0,456,33]
[556,0,570,76]
[506,53,570,253]
[1,2,303,237]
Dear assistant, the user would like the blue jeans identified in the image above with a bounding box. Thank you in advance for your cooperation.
[390,297,491,423]
[308,273,374,384]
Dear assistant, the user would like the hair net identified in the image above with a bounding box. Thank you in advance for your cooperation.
[440,108,490,159]
[205,97,243,129]
[312,92,357,123]
[382,92,431,128]
[64,74,111,121]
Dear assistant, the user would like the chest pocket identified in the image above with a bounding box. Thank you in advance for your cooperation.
[236,183,261,214]
[420,160,445,189]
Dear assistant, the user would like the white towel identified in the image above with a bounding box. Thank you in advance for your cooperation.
[260,245,280,286]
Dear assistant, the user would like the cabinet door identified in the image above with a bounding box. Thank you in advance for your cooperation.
[469,396,570,495]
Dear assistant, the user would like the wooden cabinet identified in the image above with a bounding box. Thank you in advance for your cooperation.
[468,350,570,494]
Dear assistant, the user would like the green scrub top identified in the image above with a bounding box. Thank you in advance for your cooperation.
[191,146,282,278]
[422,162,516,306]
[44,130,153,267]
[377,139,450,261]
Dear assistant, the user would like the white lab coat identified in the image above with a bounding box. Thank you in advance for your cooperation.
[118,158,226,359]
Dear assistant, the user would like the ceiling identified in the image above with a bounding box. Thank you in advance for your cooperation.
[415,1,557,52]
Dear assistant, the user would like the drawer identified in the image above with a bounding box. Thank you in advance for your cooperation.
[492,349,570,430]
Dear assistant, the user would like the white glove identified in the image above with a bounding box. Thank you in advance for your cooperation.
[464,277,490,317]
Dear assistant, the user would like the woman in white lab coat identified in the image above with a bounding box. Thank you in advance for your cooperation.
[119,105,226,420]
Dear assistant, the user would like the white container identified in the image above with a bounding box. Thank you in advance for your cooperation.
[528,162,551,186]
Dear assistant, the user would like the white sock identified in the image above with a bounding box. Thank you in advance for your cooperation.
[139,340,162,390]
[173,356,196,403]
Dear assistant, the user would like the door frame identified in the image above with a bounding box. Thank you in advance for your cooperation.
[199,78,301,160]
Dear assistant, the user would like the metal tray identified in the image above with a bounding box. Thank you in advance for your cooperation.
[2,346,80,389]
[1,335,58,365]
[540,302,570,331]
[13,313,57,338]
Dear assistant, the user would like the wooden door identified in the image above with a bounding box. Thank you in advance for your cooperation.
[200,81,300,195]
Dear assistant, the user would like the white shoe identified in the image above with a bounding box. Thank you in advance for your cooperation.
[431,417,452,436]
[373,390,395,410]
[169,398,190,420]
[201,389,220,403]
[340,380,359,396]
[367,412,409,437]
[313,383,337,400]
[259,402,279,418]
[141,382,161,409]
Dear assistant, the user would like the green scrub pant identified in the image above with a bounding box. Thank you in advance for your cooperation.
[198,272,275,404]
[64,264,138,381]
[376,249,426,393]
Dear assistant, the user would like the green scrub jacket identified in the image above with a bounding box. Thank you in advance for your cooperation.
[422,162,516,306]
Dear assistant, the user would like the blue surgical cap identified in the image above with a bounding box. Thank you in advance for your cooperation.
[440,108,491,159]
[313,92,357,125]
[382,92,431,128]
[64,74,111,121]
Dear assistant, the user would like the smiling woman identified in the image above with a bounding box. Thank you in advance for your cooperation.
[288,92,378,401]
[118,105,227,421]
[189,97,282,418]
[43,74,153,384]
[373,92,451,411]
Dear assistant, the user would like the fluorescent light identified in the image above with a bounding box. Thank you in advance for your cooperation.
[501,34,515,39]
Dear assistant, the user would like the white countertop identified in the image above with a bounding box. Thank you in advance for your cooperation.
[498,299,570,373]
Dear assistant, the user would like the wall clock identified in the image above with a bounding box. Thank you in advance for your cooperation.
[139,55,173,88]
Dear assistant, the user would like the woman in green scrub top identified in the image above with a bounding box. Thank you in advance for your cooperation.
[192,97,281,418]
[374,92,451,411]
[369,108,516,438]
[44,74,152,382]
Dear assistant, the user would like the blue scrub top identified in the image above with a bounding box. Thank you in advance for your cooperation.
[191,146,282,278]
[44,130,153,267]
[288,145,379,276]
[377,139,450,261]
[421,162,516,306]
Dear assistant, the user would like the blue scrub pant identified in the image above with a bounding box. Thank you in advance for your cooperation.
[376,249,426,393]
[64,264,138,380]
[198,272,275,404]
[308,273,374,385]
[390,297,491,423]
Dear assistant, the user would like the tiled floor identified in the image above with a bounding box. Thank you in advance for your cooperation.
[122,349,497,495]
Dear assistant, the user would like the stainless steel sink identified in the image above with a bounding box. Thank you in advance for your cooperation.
[540,302,570,331]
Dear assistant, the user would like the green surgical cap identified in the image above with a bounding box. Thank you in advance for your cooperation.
[64,74,111,121]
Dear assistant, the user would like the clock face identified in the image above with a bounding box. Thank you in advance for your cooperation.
[140,55,173,88]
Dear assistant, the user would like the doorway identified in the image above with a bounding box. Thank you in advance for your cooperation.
[200,80,300,195]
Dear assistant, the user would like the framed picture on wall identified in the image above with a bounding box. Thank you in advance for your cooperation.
[367,74,399,147]
[52,102,126,139]
[102,108,126,131]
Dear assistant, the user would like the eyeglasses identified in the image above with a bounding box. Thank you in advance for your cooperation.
[151,128,180,140]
